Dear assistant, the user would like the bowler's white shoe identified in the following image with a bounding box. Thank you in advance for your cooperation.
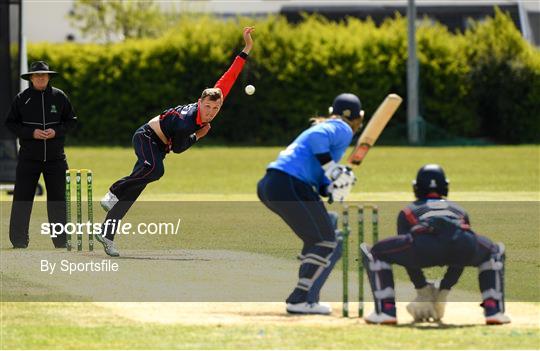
[364,311,397,325]
[485,313,511,325]
[100,191,119,212]
[95,234,120,257]
[286,302,332,315]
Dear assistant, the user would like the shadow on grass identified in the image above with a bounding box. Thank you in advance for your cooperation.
[116,255,210,261]
[393,322,481,330]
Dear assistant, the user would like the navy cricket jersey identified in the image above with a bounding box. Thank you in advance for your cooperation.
[398,197,471,235]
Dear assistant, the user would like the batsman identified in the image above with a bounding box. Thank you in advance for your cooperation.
[360,164,510,325]
[258,93,363,314]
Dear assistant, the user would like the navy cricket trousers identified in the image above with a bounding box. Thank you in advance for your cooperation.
[372,230,495,267]
[258,169,342,303]
[371,229,496,289]
[103,124,166,239]
[257,169,335,249]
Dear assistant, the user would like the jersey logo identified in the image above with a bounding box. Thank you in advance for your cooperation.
[426,201,448,209]
[419,210,458,220]
[50,105,58,113]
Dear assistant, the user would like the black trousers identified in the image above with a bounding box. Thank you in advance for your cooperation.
[258,169,339,303]
[9,158,68,248]
[103,124,166,240]
[257,169,335,248]
[372,231,495,290]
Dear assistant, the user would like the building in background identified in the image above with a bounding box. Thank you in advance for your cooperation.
[23,0,539,45]
[281,1,539,45]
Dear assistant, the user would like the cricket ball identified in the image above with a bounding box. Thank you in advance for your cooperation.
[245,85,255,95]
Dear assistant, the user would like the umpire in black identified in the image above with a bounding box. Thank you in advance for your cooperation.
[5,61,77,248]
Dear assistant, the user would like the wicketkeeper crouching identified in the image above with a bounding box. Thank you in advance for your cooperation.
[360,164,510,325]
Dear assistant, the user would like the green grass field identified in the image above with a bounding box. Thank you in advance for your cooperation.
[59,145,539,196]
[1,145,539,349]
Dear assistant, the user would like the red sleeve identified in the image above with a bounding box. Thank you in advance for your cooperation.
[214,55,246,101]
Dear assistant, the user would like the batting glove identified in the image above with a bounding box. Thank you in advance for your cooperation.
[323,162,356,203]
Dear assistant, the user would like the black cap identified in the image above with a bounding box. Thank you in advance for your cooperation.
[413,164,450,198]
[21,61,58,81]
[330,93,362,120]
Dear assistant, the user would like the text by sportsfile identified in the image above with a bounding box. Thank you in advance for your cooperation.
[40,218,182,237]
[40,259,119,275]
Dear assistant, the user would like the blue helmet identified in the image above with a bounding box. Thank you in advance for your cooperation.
[331,93,362,120]
[413,164,449,198]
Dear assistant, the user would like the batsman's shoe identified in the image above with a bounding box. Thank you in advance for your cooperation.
[364,311,397,325]
[95,234,120,257]
[485,313,511,325]
[286,302,332,315]
[100,191,119,212]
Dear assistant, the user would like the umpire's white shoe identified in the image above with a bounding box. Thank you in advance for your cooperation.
[95,235,120,257]
[100,191,119,212]
[286,302,332,315]
[364,311,397,325]
[485,313,511,325]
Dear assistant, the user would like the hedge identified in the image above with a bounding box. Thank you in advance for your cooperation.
[27,10,540,145]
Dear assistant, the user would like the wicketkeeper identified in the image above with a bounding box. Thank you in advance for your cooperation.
[258,93,364,315]
[360,164,510,325]
[96,27,254,257]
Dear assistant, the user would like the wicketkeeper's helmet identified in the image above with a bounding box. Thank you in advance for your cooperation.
[330,93,362,120]
[413,164,449,198]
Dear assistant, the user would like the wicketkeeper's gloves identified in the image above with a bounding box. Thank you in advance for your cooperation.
[434,288,450,320]
[406,283,439,322]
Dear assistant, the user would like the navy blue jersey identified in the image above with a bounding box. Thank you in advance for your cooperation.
[397,197,471,235]
[268,119,353,189]
[159,103,199,153]
[159,103,198,139]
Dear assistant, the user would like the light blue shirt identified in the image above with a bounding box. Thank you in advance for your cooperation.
[268,119,353,188]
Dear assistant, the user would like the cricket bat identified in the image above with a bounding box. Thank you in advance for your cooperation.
[347,93,402,166]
